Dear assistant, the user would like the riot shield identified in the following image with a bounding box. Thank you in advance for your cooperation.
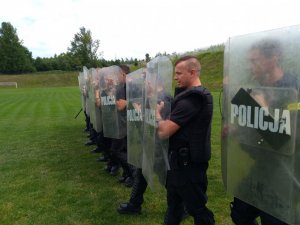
[87,68,96,130]
[221,25,300,224]
[91,68,103,133]
[221,39,230,191]
[78,72,86,110]
[100,66,127,139]
[142,56,173,190]
[83,66,90,117]
[126,68,146,168]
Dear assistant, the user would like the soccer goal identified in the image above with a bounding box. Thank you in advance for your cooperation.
[0,82,18,88]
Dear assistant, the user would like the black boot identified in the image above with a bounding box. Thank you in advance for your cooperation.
[117,202,141,214]
[85,140,96,146]
[193,207,215,225]
[163,207,182,225]
[110,165,120,176]
[91,147,102,153]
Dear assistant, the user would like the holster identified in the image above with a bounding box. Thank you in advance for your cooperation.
[169,147,191,170]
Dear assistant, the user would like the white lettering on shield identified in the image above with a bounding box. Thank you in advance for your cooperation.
[101,96,115,105]
[230,104,291,135]
[145,108,156,126]
[127,109,143,121]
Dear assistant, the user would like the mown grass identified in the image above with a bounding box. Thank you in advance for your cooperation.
[0,71,78,88]
[0,86,232,225]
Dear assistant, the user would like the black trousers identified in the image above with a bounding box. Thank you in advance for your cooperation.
[164,164,214,225]
[231,198,288,225]
[129,168,148,206]
[96,131,111,148]
[111,137,133,176]
[97,132,112,159]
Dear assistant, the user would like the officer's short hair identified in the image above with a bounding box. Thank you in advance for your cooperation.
[175,55,201,74]
[119,64,130,74]
[251,39,282,59]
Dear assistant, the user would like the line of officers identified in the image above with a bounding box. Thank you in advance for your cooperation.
[78,55,215,225]
[78,51,295,225]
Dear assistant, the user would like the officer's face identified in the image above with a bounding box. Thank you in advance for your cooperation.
[106,78,114,89]
[249,49,273,83]
[119,72,126,83]
[174,61,191,88]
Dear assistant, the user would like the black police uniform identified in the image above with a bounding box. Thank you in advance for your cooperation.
[230,74,299,225]
[118,91,173,213]
[110,83,134,180]
[100,87,120,174]
[164,86,215,225]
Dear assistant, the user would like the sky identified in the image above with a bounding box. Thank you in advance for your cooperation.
[1,0,300,60]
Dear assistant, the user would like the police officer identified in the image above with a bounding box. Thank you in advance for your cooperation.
[93,77,112,155]
[109,65,135,185]
[117,85,173,214]
[229,39,297,225]
[156,56,215,225]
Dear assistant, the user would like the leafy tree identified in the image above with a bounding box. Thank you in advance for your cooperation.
[34,57,45,71]
[145,53,150,62]
[68,27,101,69]
[155,52,168,57]
[0,22,35,73]
[34,57,56,71]
[34,52,80,72]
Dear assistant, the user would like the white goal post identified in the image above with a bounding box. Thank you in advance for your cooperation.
[0,82,18,88]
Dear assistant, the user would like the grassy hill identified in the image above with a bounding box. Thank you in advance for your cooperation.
[0,50,224,91]
[196,50,224,91]
[0,71,79,88]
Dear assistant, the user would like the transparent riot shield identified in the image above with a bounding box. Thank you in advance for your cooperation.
[83,66,90,117]
[78,72,86,110]
[221,39,230,191]
[126,68,146,168]
[142,56,173,190]
[221,25,300,224]
[91,68,102,133]
[100,66,127,139]
[87,68,96,130]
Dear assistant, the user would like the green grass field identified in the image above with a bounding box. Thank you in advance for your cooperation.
[0,86,232,225]
[0,71,78,88]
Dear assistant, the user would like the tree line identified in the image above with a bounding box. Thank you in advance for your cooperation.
[0,22,142,74]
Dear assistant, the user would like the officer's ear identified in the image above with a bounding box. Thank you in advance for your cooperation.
[190,69,197,77]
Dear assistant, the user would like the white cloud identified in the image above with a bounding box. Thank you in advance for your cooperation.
[0,0,299,60]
